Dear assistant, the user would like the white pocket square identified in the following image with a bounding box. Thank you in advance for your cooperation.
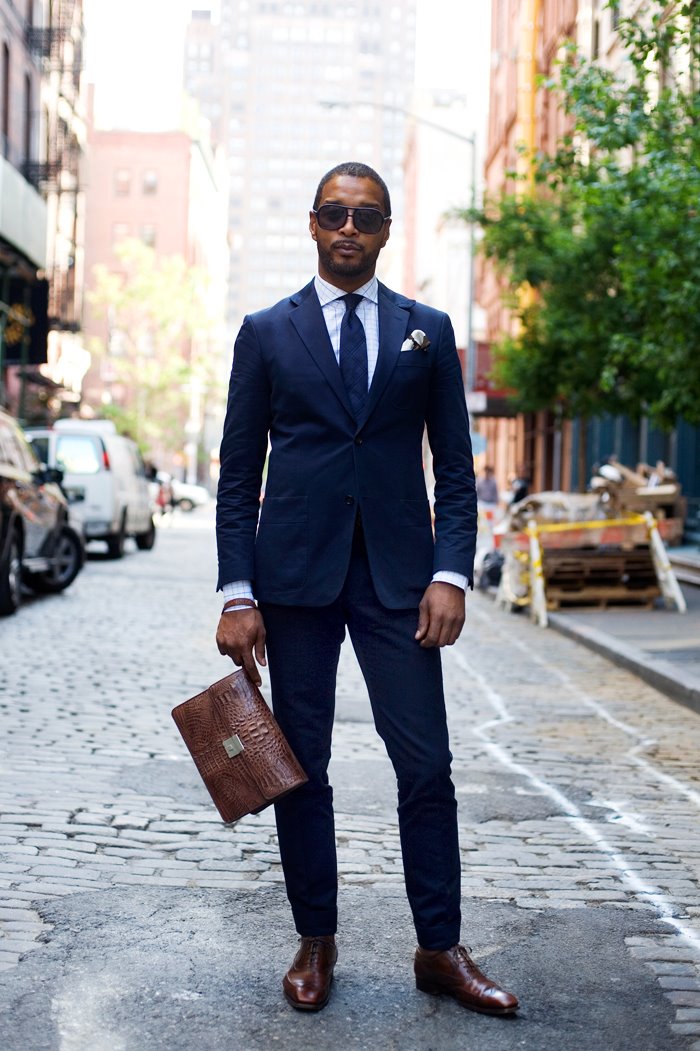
[400,329,431,352]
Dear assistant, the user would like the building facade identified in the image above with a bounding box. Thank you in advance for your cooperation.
[474,0,577,495]
[1,0,49,416]
[0,0,88,421]
[184,0,417,342]
[476,0,699,534]
[81,111,228,480]
[401,90,476,355]
[38,0,89,414]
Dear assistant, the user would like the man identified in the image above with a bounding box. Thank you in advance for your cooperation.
[510,466,530,505]
[476,465,499,505]
[215,162,518,1017]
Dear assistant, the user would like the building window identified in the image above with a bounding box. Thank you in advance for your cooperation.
[140,224,157,247]
[142,169,158,195]
[114,168,131,196]
[112,222,130,246]
[611,6,620,30]
[23,74,31,162]
[2,44,9,155]
[43,103,49,163]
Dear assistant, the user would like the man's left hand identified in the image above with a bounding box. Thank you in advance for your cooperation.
[415,582,465,648]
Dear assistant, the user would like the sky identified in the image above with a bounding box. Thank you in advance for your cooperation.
[83,0,191,130]
[83,0,491,138]
[417,0,491,103]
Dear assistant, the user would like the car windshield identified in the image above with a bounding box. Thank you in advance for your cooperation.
[56,435,102,475]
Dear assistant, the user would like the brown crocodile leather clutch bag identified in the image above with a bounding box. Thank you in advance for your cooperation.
[172,670,307,824]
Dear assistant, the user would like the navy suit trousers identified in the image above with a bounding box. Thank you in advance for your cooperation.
[260,526,462,950]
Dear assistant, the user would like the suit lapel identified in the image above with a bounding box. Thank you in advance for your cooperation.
[289,285,354,420]
[357,285,410,429]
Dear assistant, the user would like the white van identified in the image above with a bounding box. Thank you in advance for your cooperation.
[26,420,156,558]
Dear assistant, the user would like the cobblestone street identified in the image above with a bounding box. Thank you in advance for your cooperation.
[2,512,700,1050]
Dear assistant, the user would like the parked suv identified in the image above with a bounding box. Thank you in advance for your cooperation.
[0,409,84,615]
[25,419,156,558]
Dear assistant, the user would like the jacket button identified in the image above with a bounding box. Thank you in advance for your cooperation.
[354,436,363,446]
[345,495,355,506]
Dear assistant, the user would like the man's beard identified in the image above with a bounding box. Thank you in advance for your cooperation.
[316,241,377,278]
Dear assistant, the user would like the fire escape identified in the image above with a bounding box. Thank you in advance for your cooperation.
[24,0,83,332]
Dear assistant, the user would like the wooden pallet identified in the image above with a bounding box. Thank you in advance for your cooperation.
[543,548,657,592]
[541,547,660,610]
[546,585,660,611]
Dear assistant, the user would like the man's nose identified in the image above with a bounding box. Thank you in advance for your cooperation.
[339,210,358,234]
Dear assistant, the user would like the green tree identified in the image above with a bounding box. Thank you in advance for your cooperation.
[88,239,224,454]
[464,0,700,430]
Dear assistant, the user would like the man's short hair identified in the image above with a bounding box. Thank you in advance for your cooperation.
[313,162,391,216]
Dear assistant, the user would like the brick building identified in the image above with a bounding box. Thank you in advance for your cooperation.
[80,109,228,479]
[475,1,699,536]
[474,0,577,496]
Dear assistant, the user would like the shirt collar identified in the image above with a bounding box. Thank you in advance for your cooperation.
[314,274,379,306]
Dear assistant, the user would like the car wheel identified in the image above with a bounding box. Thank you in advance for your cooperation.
[0,530,23,616]
[28,527,83,594]
[135,516,157,551]
[178,498,194,512]
[106,513,127,559]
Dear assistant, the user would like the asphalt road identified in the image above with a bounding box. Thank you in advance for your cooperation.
[1,510,700,1050]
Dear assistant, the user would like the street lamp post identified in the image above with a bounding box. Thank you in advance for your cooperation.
[319,100,478,393]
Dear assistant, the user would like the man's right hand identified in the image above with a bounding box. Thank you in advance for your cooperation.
[216,609,267,686]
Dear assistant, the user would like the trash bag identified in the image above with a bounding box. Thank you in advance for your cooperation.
[477,549,504,589]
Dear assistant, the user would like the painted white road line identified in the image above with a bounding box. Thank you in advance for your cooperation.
[468,600,700,810]
[449,645,700,954]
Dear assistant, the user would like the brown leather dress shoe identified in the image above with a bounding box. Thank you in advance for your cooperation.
[283,935,337,1011]
[414,944,518,1016]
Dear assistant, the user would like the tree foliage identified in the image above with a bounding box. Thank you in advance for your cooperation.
[88,239,224,453]
[464,0,700,428]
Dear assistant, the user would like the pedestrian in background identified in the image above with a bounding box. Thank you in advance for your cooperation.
[476,464,499,506]
[509,467,530,505]
[215,162,518,1018]
[156,474,175,518]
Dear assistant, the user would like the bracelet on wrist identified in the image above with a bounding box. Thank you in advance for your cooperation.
[222,598,257,612]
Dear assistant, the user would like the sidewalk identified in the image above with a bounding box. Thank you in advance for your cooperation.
[670,544,700,587]
[548,579,700,715]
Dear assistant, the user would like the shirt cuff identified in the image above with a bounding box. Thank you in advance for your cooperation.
[431,571,468,592]
[221,580,255,610]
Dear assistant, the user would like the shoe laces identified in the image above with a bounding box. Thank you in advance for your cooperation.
[302,937,328,964]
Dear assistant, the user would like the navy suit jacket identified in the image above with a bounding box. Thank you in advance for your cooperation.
[216,279,477,609]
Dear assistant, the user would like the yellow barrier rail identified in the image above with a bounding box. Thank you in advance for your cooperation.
[527,515,647,535]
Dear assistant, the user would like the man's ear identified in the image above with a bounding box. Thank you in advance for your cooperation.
[381,218,392,247]
[309,212,317,242]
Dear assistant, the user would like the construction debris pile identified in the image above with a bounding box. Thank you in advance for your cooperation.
[487,461,687,625]
[590,459,686,541]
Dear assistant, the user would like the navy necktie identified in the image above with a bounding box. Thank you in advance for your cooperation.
[339,293,368,419]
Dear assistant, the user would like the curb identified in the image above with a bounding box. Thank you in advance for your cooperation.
[547,612,700,717]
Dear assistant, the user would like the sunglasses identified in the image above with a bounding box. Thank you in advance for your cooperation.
[312,204,390,235]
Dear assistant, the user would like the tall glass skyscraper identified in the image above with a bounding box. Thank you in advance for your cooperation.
[185,1,417,338]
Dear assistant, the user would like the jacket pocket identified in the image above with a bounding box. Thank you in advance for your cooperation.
[396,351,431,367]
[400,498,433,529]
[392,356,431,409]
[258,496,308,524]
[255,496,308,591]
